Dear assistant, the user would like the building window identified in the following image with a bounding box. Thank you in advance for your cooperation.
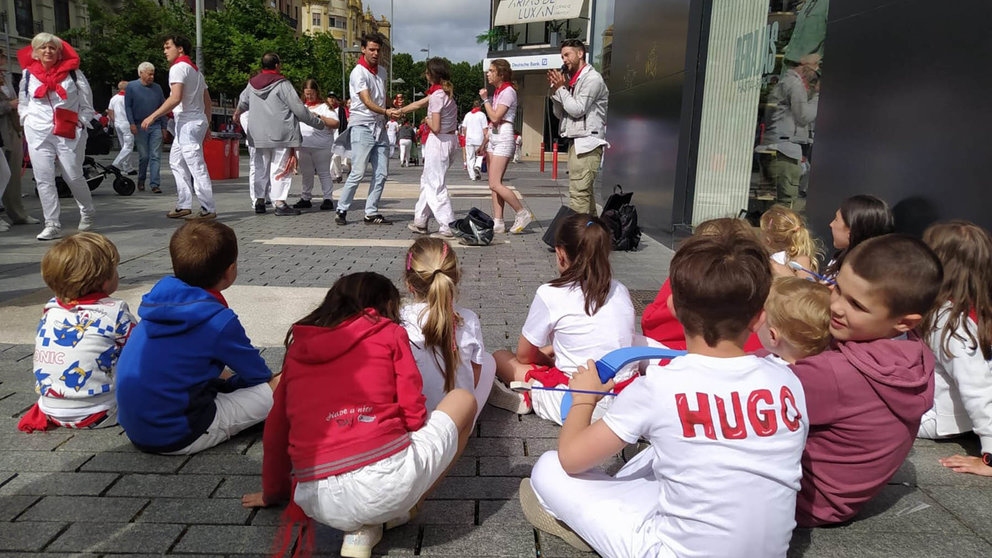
[54,0,71,33]
[313,13,321,27]
[14,0,33,37]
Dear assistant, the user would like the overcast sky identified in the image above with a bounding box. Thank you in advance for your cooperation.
[362,0,491,64]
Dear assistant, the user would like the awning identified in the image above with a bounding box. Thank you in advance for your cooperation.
[494,0,587,27]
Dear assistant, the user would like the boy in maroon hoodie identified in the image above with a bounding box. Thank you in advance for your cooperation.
[792,234,943,526]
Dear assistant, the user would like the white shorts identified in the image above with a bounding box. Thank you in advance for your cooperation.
[165,382,273,455]
[487,124,515,158]
[294,410,458,532]
[531,385,615,426]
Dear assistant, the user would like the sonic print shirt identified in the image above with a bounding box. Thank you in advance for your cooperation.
[33,294,136,419]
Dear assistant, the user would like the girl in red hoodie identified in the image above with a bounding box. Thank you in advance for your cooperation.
[242,272,477,558]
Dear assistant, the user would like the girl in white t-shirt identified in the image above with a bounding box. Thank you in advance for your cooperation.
[491,213,636,424]
[296,79,338,210]
[759,205,822,279]
[479,59,532,234]
[402,237,495,421]
[919,222,992,477]
[396,58,459,237]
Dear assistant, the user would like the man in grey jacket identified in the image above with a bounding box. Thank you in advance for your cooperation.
[548,39,609,215]
[763,53,820,210]
[237,52,336,216]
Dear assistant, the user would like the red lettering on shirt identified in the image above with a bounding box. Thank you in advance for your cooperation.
[780,386,802,432]
[675,392,716,439]
[747,389,777,436]
[714,392,747,439]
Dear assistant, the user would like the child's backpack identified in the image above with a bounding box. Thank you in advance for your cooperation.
[451,207,495,246]
[600,184,641,251]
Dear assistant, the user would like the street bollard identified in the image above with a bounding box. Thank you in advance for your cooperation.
[540,142,545,173]
[552,142,559,180]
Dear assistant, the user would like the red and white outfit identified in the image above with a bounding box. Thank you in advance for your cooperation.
[530,354,809,558]
[168,56,215,214]
[262,310,459,537]
[486,83,517,159]
[17,42,96,231]
[521,280,636,425]
[299,101,335,202]
[461,107,487,179]
[412,85,458,234]
[20,294,135,431]
[108,91,134,172]
[919,303,992,453]
[401,302,495,420]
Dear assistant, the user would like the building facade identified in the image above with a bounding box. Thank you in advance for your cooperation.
[3,0,91,67]
[302,0,390,79]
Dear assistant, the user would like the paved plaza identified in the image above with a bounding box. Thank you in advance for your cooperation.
[0,149,990,557]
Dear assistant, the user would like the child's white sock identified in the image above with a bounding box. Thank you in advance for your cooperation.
[494,218,505,227]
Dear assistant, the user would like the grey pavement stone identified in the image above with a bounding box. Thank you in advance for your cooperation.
[478,416,562,438]
[924,486,992,545]
[212,474,262,499]
[429,477,520,500]
[178,452,263,476]
[137,497,250,525]
[17,495,148,523]
[840,484,971,533]
[788,530,992,557]
[173,524,280,554]
[464,437,525,457]
[480,456,539,478]
[0,521,68,551]
[106,473,224,498]
[536,530,596,557]
[46,522,184,553]
[420,524,536,557]
[478,499,529,527]
[54,427,136,452]
[0,493,40,521]
[80,451,187,474]
[0,472,120,496]
[0,450,92,472]
[0,427,74,451]
[412,500,476,526]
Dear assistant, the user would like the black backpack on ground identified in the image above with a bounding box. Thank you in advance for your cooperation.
[451,207,495,246]
[600,184,641,251]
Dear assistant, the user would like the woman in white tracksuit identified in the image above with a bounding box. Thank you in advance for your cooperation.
[397,58,458,238]
[295,79,338,210]
[18,33,96,241]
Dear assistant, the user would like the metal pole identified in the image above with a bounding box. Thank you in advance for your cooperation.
[388,0,393,96]
[341,47,346,98]
[195,0,203,70]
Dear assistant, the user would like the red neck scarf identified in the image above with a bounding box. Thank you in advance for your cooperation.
[304,99,322,107]
[470,107,481,113]
[970,308,978,324]
[117,90,125,96]
[261,69,280,75]
[426,84,444,95]
[56,291,108,310]
[171,54,198,72]
[17,40,81,100]
[493,82,512,97]
[357,55,377,75]
[206,289,229,307]
[568,63,588,88]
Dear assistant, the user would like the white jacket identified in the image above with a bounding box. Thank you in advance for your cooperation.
[19,69,96,149]
[550,64,608,149]
[926,302,992,453]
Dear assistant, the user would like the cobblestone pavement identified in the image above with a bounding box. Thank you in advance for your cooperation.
[1,151,990,556]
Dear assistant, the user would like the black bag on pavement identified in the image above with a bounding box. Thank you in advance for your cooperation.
[451,207,495,246]
[542,205,578,248]
[600,184,641,251]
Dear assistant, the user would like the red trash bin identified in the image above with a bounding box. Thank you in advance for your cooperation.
[228,139,240,179]
[203,135,230,180]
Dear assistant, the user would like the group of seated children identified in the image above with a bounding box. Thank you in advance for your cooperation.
[20,194,992,557]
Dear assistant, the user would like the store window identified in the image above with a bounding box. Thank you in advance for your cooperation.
[54,0,71,34]
[14,0,33,38]
[313,12,321,27]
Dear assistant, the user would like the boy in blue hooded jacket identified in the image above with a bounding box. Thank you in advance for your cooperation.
[116,221,277,454]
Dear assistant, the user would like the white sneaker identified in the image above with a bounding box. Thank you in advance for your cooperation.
[36,225,62,241]
[0,219,9,232]
[431,229,454,239]
[510,210,533,234]
[340,524,383,558]
[487,379,532,414]
[493,221,506,234]
[78,215,94,231]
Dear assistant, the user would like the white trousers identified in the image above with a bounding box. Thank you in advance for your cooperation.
[26,128,93,228]
[253,147,293,202]
[399,139,413,165]
[112,124,135,171]
[388,133,397,158]
[330,153,350,181]
[170,117,215,213]
[530,449,667,558]
[465,142,482,179]
[414,133,456,233]
[299,146,334,200]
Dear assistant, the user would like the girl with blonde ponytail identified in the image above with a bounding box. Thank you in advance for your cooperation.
[760,204,823,278]
[402,237,495,418]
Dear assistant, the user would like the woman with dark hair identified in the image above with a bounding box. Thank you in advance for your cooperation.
[490,213,636,424]
[397,58,459,237]
[824,194,895,280]
[479,59,532,234]
[18,33,96,240]
[294,78,338,211]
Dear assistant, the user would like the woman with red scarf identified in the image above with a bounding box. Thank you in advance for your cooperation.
[294,79,338,211]
[18,33,96,241]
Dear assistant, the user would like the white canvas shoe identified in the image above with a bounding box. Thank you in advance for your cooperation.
[78,215,94,231]
[340,523,383,558]
[37,225,62,241]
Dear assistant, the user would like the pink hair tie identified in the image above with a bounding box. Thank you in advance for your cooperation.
[441,242,449,259]
[406,251,413,271]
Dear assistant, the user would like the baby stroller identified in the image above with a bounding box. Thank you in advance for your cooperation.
[47,119,136,198]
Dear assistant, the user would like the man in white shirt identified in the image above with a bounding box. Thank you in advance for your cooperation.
[333,32,397,226]
[460,100,487,181]
[386,117,398,159]
[548,39,609,215]
[142,35,215,220]
[107,80,135,175]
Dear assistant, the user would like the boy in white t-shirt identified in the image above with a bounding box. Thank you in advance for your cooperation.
[141,35,215,220]
[521,231,809,558]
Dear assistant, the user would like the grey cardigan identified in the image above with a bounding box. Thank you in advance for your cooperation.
[237,78,324,149]
[550,64,608,141]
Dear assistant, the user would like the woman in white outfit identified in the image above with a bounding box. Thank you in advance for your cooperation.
[479,59,531,234]
[294,79,338,211]
[18,33,96,241]
[397,58,458,238]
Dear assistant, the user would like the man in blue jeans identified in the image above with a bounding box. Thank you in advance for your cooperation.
[334,32,398,225]
[125,62,167,193]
